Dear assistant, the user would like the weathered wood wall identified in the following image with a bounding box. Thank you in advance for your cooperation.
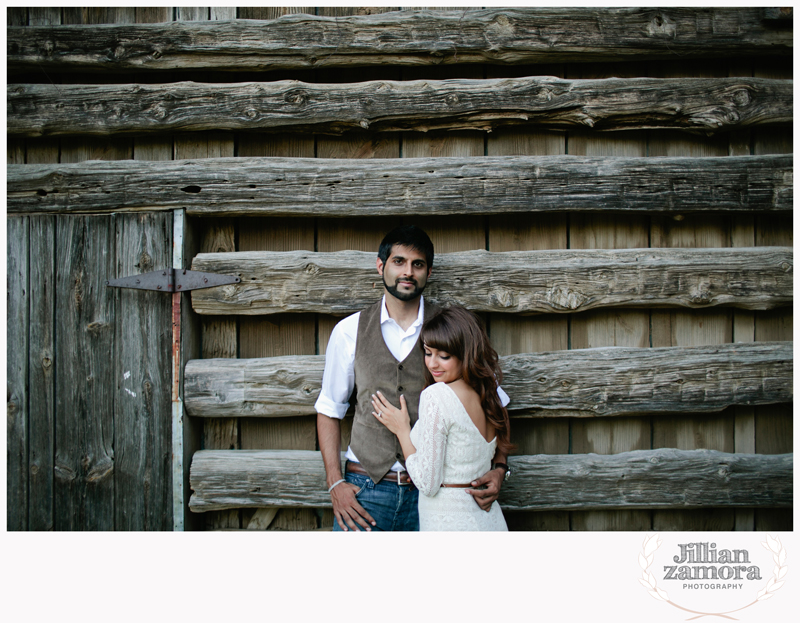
[7,7,792,532]
[6,210,175,530]
[6,7,178,531]
[188,449,793,512]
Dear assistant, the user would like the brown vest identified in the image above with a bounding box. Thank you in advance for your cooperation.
[350,298,437,484]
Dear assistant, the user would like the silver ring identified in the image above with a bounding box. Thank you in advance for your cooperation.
[378,411,383,418]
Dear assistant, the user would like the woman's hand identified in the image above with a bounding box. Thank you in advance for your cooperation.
[371,391,411,436]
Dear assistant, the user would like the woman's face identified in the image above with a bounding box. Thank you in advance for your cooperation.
[423,344,462,384]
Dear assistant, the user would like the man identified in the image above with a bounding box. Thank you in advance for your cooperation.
[315,225,510,531]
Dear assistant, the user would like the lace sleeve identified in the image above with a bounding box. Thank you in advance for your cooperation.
[405,388,449,497]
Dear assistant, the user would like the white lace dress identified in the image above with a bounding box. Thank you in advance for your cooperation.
[406,382,508,531]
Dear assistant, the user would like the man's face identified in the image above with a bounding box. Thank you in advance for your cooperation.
[377,244,431,302]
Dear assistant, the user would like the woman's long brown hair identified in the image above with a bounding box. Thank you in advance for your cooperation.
[420,305,514,455]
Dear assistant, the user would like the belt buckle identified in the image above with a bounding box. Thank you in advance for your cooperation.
[397,469,408,486]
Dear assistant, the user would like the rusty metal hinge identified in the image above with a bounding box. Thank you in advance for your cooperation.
[106,268,240,292]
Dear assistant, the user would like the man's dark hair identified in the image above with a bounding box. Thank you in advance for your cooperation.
[377,225,434,268]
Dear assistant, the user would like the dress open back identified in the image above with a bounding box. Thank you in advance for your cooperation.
[405,382,508,531]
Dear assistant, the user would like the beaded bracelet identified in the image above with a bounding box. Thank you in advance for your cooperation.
[327,479,346,493]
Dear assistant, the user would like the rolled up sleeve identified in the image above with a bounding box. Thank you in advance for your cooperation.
[314,314,358,419]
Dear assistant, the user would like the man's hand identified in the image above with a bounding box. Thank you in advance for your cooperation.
[318,412,377,531]
[330,480,376,532]
[465,466,504,512]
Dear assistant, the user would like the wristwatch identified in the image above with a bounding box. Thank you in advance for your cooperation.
[492,462,511,481]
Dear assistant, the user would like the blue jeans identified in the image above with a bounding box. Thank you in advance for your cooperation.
[332,469,419,532]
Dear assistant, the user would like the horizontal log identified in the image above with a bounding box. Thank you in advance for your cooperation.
[188,448,793,512]
[183,341,793,419]
[6,154,792,216]
[7,76,792,137]
[190,247,793,316]
[7,8,792,74]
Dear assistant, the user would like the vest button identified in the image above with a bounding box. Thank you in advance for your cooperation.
[397,364,403,370]
[397,386,403,392]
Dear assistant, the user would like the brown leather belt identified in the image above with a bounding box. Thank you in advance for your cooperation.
[346,461,414,485]
[442,483,486,489]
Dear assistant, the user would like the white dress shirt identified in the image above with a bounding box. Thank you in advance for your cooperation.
[315,295,510,470]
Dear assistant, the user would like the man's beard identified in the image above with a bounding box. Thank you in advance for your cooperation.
[384,276,426,301]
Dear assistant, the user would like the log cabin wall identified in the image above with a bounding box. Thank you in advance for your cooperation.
[7,7,792,531]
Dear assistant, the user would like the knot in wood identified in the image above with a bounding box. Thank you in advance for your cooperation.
[539,88,554,102]
[87,460,114,482]
[41,356,52,370]
[689,284,712,305]
[285,89,309,106]
[647,13,676,38]
[492,14,511,28]
[113,45,126,60]
[445,93,460,106]
[780,261,792,273]
[732,89,751,107]
[151,49,163,60]
[304,263,320,275]
[54,464,76,482]
[149,104,168,120]
[545,285,586,311]
[42,40,54,55]
[73,273,84,310]
[489,288,517,309]
[30,465,39,476]
[8,401,18,417]
[722,110,741,125]
[139,251,154,272]
[245,108,258,120]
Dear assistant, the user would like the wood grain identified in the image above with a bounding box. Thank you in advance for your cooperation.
[486,90,569,531]
[28,216,56,530]
[188,448,793,512]
[189,247,793,315]
[54,215,116,530]
[234,99,318,531]
[566,67,652,531]
[9,154,792,215]
[113,212,173,530]
[8,8,791,73]
[752,58,794,532]
[7,217,29,530]
[184,341,792,419]
[8,76,791,138]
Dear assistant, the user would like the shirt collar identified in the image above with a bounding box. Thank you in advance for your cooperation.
[380,294,425,328]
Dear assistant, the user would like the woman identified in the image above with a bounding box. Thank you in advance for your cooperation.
[371,305,512,531]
